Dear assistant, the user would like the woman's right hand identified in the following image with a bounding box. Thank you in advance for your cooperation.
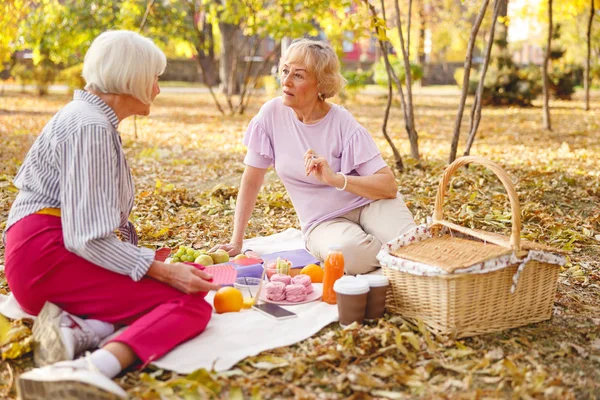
[148,261,221,294]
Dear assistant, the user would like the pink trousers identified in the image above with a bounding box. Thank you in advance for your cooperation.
[4,214,212,364]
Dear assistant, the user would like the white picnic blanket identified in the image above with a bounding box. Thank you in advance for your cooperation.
[0,228,340,373]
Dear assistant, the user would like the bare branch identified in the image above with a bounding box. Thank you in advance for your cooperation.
[542,0,553,130]
[464,0,502,157]
[448,0,491,163]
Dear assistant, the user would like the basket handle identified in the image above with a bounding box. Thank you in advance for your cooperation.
[432,156,521,252]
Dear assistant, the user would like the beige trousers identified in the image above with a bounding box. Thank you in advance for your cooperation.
[305,195,416,275]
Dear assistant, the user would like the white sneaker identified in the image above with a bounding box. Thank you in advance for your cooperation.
[33,302,100,367]
[17,357,128,399]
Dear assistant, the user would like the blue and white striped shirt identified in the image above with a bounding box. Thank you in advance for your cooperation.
[5,90,155,281]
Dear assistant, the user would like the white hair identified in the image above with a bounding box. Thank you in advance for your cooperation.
[82,30,167,105]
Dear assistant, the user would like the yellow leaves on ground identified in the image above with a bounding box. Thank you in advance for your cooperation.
[0,317,32,360]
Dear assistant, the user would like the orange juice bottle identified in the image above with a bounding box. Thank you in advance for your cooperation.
[322,245,345,304]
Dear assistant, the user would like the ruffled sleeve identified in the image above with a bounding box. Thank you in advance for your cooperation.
[242,118,274,169]
[340,127,388,176]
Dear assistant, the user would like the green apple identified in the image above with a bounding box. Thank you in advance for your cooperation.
[208,249,230,264]
[233,254,248,261]
[194,254,214,265]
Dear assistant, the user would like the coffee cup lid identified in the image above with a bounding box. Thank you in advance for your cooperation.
[334,277,370,295]
[356,274,389,287]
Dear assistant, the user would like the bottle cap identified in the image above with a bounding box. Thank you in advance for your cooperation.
[356,274,389,287]
[328,245,343,252]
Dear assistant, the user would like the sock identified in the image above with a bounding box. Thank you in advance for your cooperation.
[84,319,115,339]
[89,349,122,379]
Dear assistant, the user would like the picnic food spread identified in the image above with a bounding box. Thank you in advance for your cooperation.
[163,246,328,311]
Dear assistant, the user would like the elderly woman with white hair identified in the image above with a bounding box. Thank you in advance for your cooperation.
[214,38,416,274]
[4,30,220,399]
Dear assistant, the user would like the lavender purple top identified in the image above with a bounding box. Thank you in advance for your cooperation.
[243,97,388,234]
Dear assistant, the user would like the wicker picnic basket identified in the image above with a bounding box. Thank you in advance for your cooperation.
[377,156,565,338]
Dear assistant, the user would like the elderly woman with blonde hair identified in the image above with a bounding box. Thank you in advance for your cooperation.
[4,30,220,399]
[215,38,416,274]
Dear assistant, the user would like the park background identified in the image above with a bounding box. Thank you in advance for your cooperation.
[1,0,600,398]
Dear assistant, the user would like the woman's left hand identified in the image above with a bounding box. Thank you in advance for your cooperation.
[304,149,339,187]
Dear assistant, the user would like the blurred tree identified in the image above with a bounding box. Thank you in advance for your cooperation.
[542,0,553,131]
[365,0,421,164]
[141,0,368,115]
[373,56,423,85]
[463,0,503,158]
[362,0,405,172]
[547,24,577,100]
[392,0,420,162]
[513,0,599,108]
[584,0,597,110]
[457,1,542,109]
[0,1,30,64]
[209,0,368,115]
[448,0,492,163]
[14,0,142,95]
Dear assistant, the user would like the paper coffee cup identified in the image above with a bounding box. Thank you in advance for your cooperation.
[334,277,370,327]
[357,275,389,320]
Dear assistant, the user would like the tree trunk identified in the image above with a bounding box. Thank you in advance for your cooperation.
[196,53,218,87]
[448,0,490,164]
[417,2,427,65]
[234,36,262,113]
[584,0,594,111]
[188,5,218,87]
[239,41,282,115]
[394,0,420,161]
[542,0,552,131]
[219,22,242,98]
[382,55,404,173]
[188,1,222,114]
[362,0,405,173]
[406,0,412,58]
[496,0,508,49]
[464,0,502,157]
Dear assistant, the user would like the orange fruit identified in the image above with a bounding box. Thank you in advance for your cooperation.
[213,287,244,314]
[300,263,324,283]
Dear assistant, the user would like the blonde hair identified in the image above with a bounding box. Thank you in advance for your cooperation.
[279,39,346,99]
[82,30,167,105]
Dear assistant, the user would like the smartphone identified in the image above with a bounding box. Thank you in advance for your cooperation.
[252,303,297,320]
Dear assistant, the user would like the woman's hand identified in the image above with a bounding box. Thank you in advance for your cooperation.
[147,261,221,294]
[304,149,343,188]
[209,242,242,256]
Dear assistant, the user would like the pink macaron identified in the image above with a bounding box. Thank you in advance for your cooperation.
[291,274,313,294]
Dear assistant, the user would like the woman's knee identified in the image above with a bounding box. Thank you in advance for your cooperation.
[186,293,213,323]
[344,260,378,275]
[187,293,213,313]
[338,237,381,275]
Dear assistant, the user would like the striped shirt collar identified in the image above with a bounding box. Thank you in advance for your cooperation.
[74,90,119,129]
